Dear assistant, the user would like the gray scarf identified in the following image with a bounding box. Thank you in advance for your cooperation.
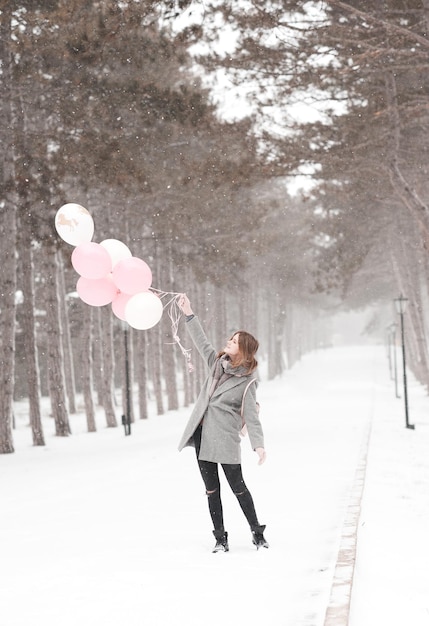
[208,355,248,398]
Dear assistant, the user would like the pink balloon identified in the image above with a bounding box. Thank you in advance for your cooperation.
[112,257,152,295]
[111,292,132,321]
[77,275,118,306]
[72,242,112,279]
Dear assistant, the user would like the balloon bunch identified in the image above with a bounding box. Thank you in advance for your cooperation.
[55,203,163,330]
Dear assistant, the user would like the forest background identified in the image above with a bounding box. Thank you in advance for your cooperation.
[2,0,429,453]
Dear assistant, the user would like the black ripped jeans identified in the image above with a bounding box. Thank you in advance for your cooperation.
[193,424,259,532]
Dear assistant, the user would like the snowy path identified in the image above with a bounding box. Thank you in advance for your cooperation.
[0,346,392,625]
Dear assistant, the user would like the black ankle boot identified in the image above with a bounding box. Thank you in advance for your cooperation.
[212,530,229,553]
[251,524,269,549]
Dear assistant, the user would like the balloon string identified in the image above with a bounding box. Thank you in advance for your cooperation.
[150,288,194,373]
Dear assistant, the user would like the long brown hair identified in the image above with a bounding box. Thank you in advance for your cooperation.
[218,331,259,374]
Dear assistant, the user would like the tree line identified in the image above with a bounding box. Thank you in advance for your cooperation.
[0,1,326,453]
[193,0,429,385]
[2,0,427,453]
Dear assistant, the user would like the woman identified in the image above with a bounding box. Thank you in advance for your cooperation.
[177,294,268,553]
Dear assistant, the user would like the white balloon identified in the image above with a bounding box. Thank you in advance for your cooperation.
[125,291,163,330]
[55,203,94,246]
[99,238,132,268]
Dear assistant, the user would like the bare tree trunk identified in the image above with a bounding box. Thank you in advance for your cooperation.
[161,311,179,411]
[193,282,206,393]
[0,12,16,454]
[390,222,429,387]
[398,233,429,387]
[92,308,104,406]
[57,252,76,413]
[182,344,193,407]
[266,290,286,379]
[98,307,118,427]
[214,285,227,349]
[19,220,45,446]
[423,0,429,30]
[162,251,180,411]
[384,71,429,246]
[181,267,197,406]
[43,249,70,436]
[150,324,164,415]
[267,301,276,379]
[121,325,135,423]
[406,284,429,387]
[384,69,429,382]
[244,282,258,336]
[0,206,17,454]
[81,304,96,432]
[283,300,295,371]
[136,328,148,419]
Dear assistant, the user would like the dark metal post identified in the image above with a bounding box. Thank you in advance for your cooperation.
[387,325,393,380]
[395,295,414,430]
[391,323,400,399]
[122,325,132,436]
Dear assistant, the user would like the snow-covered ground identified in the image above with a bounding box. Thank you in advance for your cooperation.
[1,344,428,625]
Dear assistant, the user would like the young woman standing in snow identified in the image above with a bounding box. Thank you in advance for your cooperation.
[177,294,268,553]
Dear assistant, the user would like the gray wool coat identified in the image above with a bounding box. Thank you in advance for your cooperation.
[178,316,264,464]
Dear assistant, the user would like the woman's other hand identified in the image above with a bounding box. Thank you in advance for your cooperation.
[178,293,193,316]
[255,447,266,465]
